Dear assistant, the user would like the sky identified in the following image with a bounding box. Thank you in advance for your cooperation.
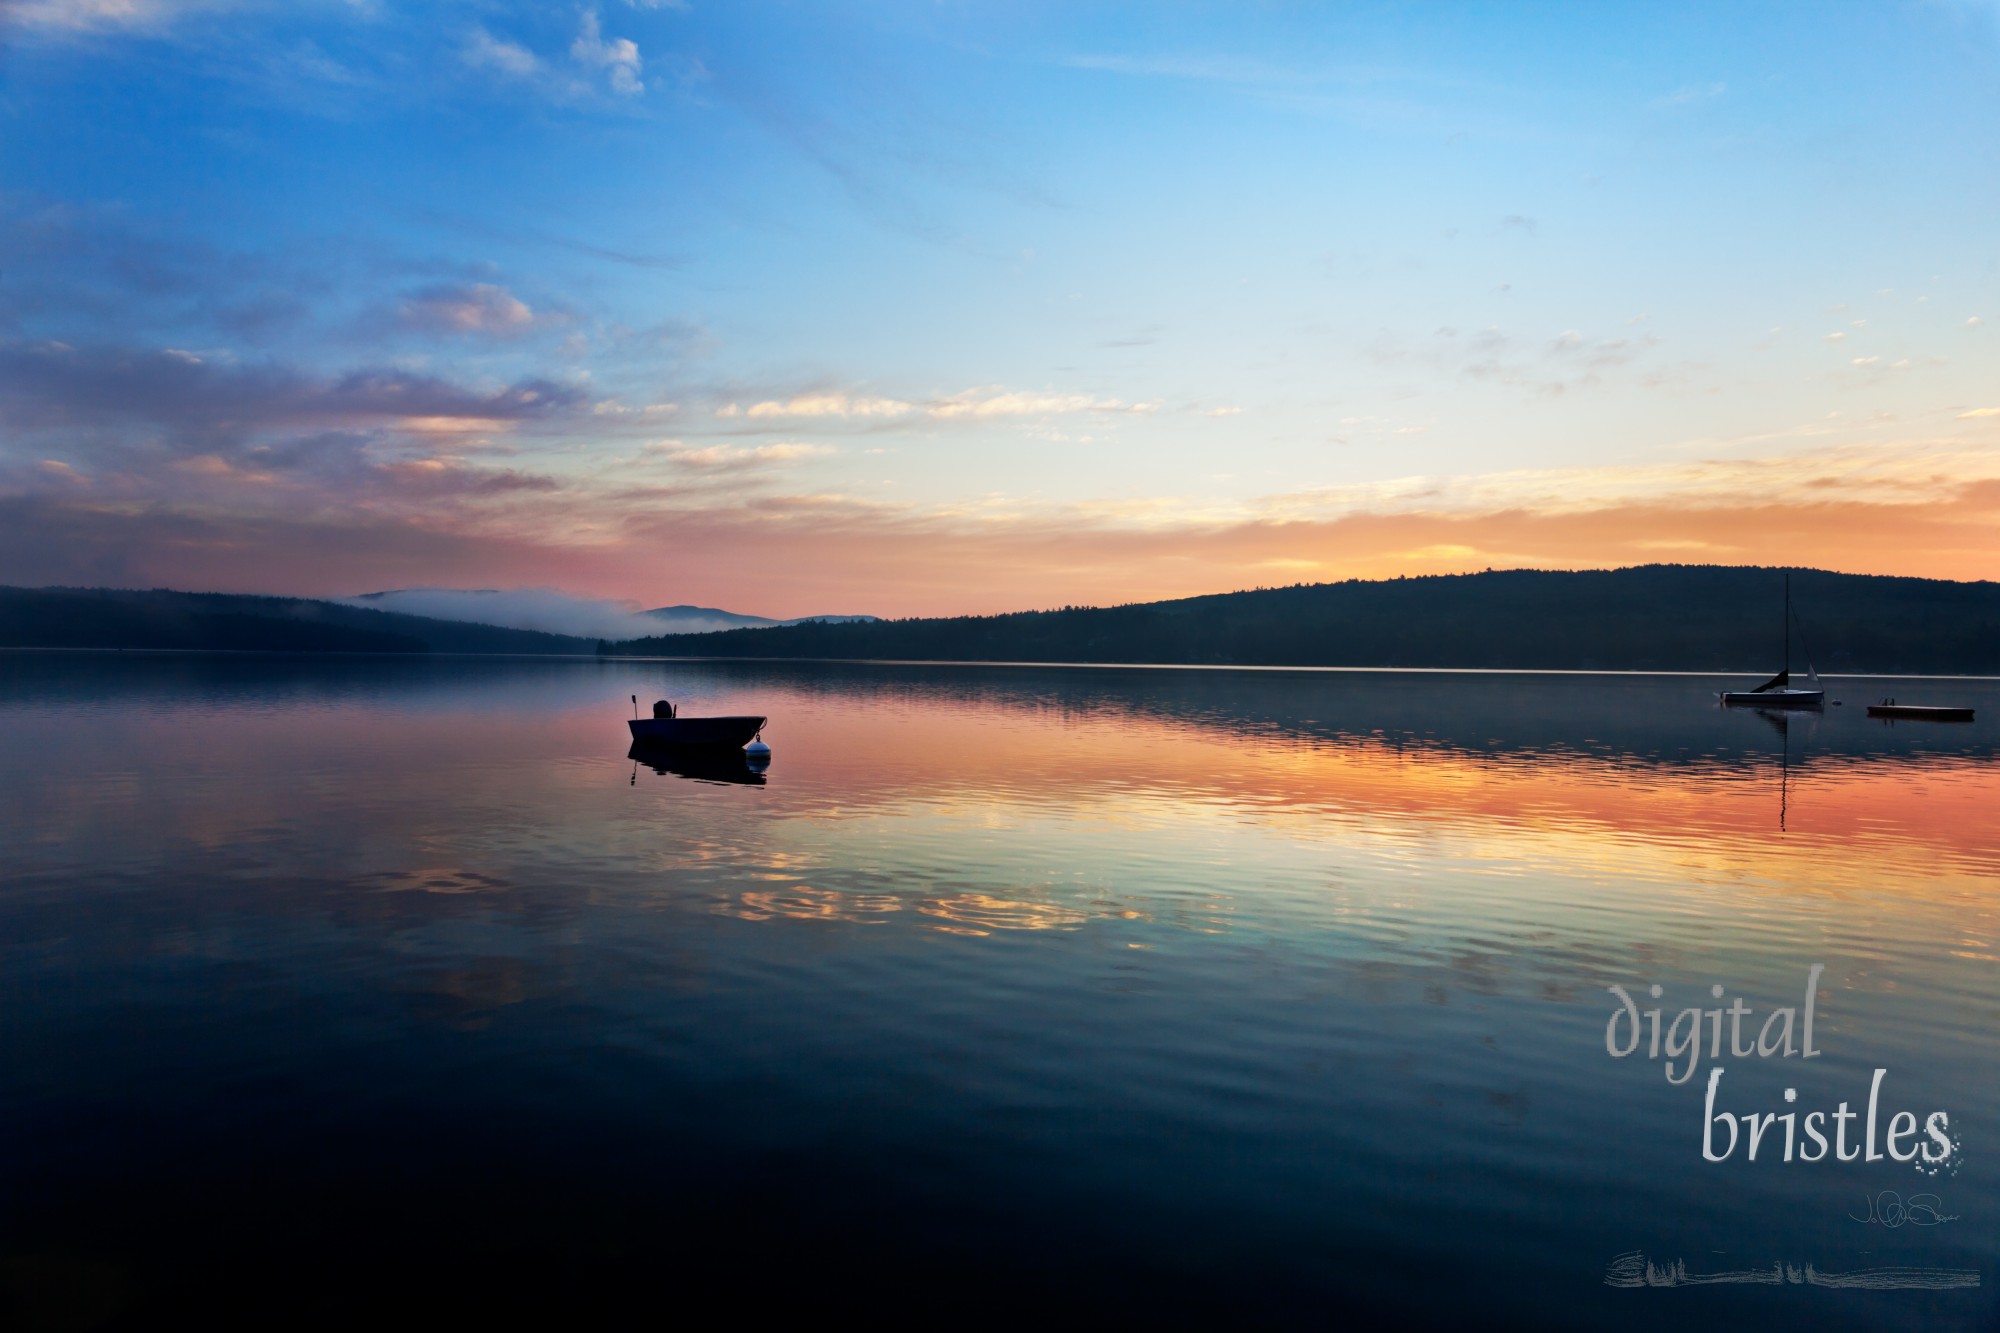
[1,0,1997,617]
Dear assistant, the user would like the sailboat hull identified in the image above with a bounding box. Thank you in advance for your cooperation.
[1721,689,1823,708]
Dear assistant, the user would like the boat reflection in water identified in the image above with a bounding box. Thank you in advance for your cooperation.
[628,740,769,786]
[1725,701,1814,831]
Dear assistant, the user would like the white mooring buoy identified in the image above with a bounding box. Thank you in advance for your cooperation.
[744,738,771,765]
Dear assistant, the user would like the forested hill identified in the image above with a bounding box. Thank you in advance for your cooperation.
[0,586,596,655]
[606,566,2000,675]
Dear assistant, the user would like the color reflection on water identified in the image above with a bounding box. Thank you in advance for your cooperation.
[0,653,1995,1328]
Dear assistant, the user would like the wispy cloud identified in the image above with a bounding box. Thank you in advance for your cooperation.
[660,442,836,469]
[11,406,1998,613]
[396,283,539,337]
[571,8,643,96]
[0,339,583,458]
[716,386,1162,422]
[741,392,915,419]
[929,389,1156,418]
[0,0,232,32]
[594,399,678,418]
[1372,325,1662,397]
[463,27,541,78]
[463,10,648,100]
[1059,48,1490,130]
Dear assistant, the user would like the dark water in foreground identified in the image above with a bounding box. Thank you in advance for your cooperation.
[2,653,1996,1329]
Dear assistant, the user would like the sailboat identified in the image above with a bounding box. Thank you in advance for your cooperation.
[1721,571,1825,708]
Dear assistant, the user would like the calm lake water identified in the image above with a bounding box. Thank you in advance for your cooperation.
[2,653,1996,1329]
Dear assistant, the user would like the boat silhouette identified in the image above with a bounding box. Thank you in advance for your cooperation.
[627,695,767,748]
[1721,572,1825,709]
[1866,701,1975,722]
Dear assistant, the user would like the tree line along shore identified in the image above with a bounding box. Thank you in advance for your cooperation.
[6,567,1997,675]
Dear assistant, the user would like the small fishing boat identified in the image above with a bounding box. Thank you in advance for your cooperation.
[627,696,766,749]
[1866,701,1975,722]
[1721,572,1825,709]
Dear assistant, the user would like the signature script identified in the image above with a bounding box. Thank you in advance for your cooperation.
[1851,1191,1958,1228]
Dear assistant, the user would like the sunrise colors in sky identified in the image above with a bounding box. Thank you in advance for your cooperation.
[2,1,1996,616]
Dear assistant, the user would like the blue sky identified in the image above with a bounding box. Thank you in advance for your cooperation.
[2,0,1996,614]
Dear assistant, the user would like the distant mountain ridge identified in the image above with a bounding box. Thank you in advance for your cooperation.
[604,566,2000,676]
[642,604,878,630]
[0,586,597,655]
[0,585,880,655]
[347,587,874,640]
[13,569,1999,673]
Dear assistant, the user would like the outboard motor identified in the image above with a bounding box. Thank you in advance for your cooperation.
[652,699,675,719]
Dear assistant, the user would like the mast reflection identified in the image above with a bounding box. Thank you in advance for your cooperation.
[1729,704,1814,832]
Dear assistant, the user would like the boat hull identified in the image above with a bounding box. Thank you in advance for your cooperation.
[1721,690,1824,708]
[1866,705,1974,722]
[627,715,766,748]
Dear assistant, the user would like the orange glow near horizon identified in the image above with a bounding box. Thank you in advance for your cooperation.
[30,480,1999,619]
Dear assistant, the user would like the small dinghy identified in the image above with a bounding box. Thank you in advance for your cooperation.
[1866,701,1975,722]
[627,696,766,749]
[1722,572,1825,709]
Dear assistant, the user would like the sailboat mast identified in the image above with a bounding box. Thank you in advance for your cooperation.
[1783,570,1791,674]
